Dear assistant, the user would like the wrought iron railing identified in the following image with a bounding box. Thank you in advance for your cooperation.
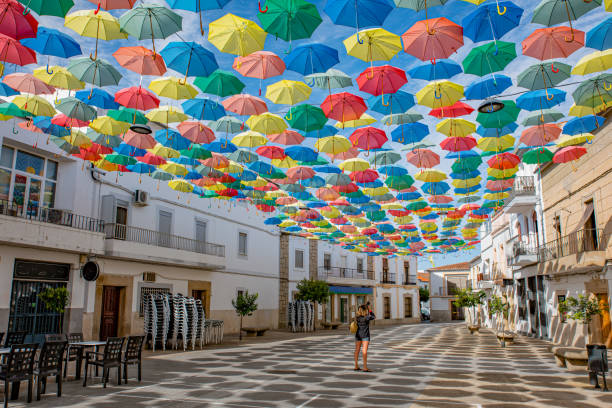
[506,235,539,265]
[404,276,417,285]
[0,199,104,233]
[105,223,225,257]
[381,272,396,284]
[318,266,367,280]
[538,229,606,262]
[512,176,536,195]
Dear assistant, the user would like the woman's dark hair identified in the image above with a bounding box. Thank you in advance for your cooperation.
[356,305,368,317]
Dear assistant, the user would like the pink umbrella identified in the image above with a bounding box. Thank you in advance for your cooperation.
[406,148,440,168]
[122,129,156,149]
[349,169,379,183]
[52,114,89,128]
[267,130,304,145]
[356,65,407,98]
[3,73,54,94]
[202,152,229,169]
[286,166,315,180]
[520,124,562,146]
[486,179,514,191]
[88,0,137,10]
[256,145,285,159]
[328,146,359,161]
[429,101,474,118]
[349,127,387,152]
[522,26,584,61]
[222,94,268,116]
[177,121,215,144]
[428,195,453,204]
[115,86,160,110]
[233,51,285,95]
[401,17,464,62]
[553,146,587,164]
[276,196,298,205]
[0,0,38,40]
[440,136,477,152]
[137,151,166,165]
[0,33,36,70]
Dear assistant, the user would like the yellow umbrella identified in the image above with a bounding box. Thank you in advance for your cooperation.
[242,176,267,187]
[362,186,389,196]
[381,203,404,210]
[89,116,130,135]
[94,158,119,171]
[414,169,447,182]
[63,130,91,147]
[416,81,464,109]
[246,112,287,135]
[419,222,437,232]
[568,102,608,117]
[64,10,127,60]
[272,156,298,168]
[146,106,188,123]
[571,50,612,75]
[265,80,311,106]
[161,163,188,176]
[477,135,515,151]
[150,144,180,158]
[226,161,244,174]
[338,158,369,172]
[149,77,198,100]
[394,215,413,224]
[208,13,267,57]
[33,66,84,90]
[487,167,518,178]
[451,177,481,188]
[279,220,296,228]
[13,94,55,117]
[556,133,594,147]
[334,113,376,128]
[436,118,476,137]
[320,207,341,218]
[231,130,268,148]
[168,179,193,192]
[314,135,351,154]
[343,28,402,62]
[483,192,509,200]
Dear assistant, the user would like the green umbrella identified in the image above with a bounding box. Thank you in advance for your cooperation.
[194,70,245,97]
[107,107,148,125]
[325,173,351,186]
[572,73,612,107]
[462,41,516,76]
[151,170,174,181]
[522,109,564,126]
[49,136,80,154]
[227,149,258,163]
[476,100,520,128]
[480,148,513,157]
[532,0,601,26]
[522,147,553,164]
[195,165,223,178]
[243,190,266,199]
[105,153,137,166]
[119,4,182,56]
[269,170,287,179]
[56,97,97,122]
[0,102,29,118]
[370,151,401,166]
[381,111,423,125]
[299,157,329,166]
[516,61,571,90]
[67,57,122,87]
[406,200,428,211]
[257,0,322,44]
[575,95,612,110]
[394,0,448,11]
[200,190,218,198]
[305,69,352,90]
[180,145,212,160]
[212,115,244,133]
[281,183,306,193]
[451,156,482,172]
[385,175,415,190]
[366,210,387,222]
[284,104,326,132]
[20,0,74,17]
[88,129,122,148]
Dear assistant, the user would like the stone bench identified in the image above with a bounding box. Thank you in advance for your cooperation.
[242,327,269,337]
[551,346,588,371]
[320,321,341,330]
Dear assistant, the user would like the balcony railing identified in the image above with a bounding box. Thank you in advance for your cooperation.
[0,199,104,233]
[403,275,417,285]
[538,228,606,262]
[105,223,225,257]
[511,176,536,196]
[381,272,396,284]
[318,266,367,280]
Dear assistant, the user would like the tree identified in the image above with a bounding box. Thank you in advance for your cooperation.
[419,287,429,303]
[295,279,330,304]
[38,286,70,333]
[453,288,486,326]
[489,294,509,336]
[560,294,604,343]
[232,291,258,341]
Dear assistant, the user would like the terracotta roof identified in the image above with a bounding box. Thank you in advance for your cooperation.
[426,262,471,272]
[417,272,429,282]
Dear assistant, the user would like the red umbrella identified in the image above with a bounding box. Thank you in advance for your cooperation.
[328,146,359,161]
[116,86,160,110]
[286,166,315,180]
[177,121,215,144]
[356,65,407,99]
[89,143,113,155]
[3,72,54,94]
[388,209,410,217]
[487,152,520,170]
[522,27,584,61]
[0,0,38,40]
[267,130,304,145]
[74,147,101,162]
[401,17,464,62]
[218,188,239,198]
[222,94,267,116]
[52,114,89,128]
[428,195,453,204]
[137,151,166,165]
[112,46,166,76]
[406,148,440,168]
[329,216,348,224]
[440,136,477,152]
[256,145,285,159]
[88,0,137,10]
[122,129,156,149]
[233,51,285,95]
[332,183,359,194]
[429,101,474,118]
[320,92,367,122]
[254,182,278,192]
[519,124,561,146]
[349,127,387,151]
[486,179,514,191]
[553,146,587,164]
[0,34,36,69]
[350,169,379,183]
[459,203,480,212]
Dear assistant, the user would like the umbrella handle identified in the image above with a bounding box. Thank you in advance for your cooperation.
[258,1,268,12]
[434,89,442,99]
[88,88,94,100]
[545,89,554,101]
[94,2,101,14]
[604,82,612,91]
[496,4,506,15]
[12,124,18,134]
[551,63,559,73]
[381,94,389,107]
[178,77,187,85]
[564,33,574,42]
[430,58,436,65]
[46,64,53,75]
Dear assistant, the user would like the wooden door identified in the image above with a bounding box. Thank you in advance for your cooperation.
[100,286,120,341]
[340,298,347,323]
[596,294,611,348]
[383,296,391,319]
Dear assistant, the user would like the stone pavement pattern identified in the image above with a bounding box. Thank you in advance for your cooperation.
[6,322,612,407]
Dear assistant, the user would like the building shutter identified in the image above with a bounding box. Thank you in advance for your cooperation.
[100,195,116,225]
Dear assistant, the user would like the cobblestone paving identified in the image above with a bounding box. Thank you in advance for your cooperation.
[6,322,612,407]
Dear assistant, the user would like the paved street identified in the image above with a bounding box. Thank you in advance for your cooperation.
[8,322,612,408]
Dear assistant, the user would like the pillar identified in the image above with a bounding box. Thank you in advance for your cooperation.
[278,233,289,328]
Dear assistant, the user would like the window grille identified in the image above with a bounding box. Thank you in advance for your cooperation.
[139,287,171,316]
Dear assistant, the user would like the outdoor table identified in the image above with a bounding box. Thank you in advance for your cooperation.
[71,341,106,379]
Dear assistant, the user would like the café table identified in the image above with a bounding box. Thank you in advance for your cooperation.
[70,341,107,379]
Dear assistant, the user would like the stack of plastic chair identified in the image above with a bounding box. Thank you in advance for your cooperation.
[195,299,206,349]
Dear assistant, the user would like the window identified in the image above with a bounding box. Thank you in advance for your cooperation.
[237,289,244,298]
[139,286,171,316]
[0,146,57,210]
[554,215,562,239]
[404,296,413,318]
[295,249,304,269]
[557,294,567,322]
[195,220,208,253]
[323,253,331,270]
[383,296,391,319]
[404,261,410,283]
[238,232,248,256]
[357,258,364,274]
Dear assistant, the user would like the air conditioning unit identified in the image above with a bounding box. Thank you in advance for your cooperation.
[134,190,148,206]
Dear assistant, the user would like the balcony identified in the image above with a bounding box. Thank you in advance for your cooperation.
[503,176,537,214]
[538,229,607,275]
[403,275,418,285]
[381,272,396,284]
[506,235,539,266]
[0,200,106,254]
[318,266,374,286]
[104,223,226,270]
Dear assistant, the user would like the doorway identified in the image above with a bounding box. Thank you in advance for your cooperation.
[595,293,611,348]
[192,289,208,317]
[100,286,121,340]
[340,297,348,323]
[383,296,391,319]
[451,301,464,320]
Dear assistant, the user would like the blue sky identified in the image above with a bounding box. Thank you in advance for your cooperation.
[25,0,609,268]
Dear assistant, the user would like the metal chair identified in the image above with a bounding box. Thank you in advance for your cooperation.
[33,340,67,401]
[122,336,144,384]
[43,334,65,342]
[0,344,38,408]
[82,337,124,388]
[63,333,83,379]
[3,332,26,348]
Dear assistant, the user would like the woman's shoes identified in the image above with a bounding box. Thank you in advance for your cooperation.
[353,367,361,371]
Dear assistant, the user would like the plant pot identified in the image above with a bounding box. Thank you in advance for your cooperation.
[497,331,515,347]
[468,325,480,334]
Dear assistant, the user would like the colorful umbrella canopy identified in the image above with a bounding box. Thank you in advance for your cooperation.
[113,46,166,76]
[208,13,267,57]
[119,4,182,56]
[257,0,322,45]
[65,9,127,60]
[402,17,464,61]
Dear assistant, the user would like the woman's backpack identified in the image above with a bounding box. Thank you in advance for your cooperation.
[349,319,358,334]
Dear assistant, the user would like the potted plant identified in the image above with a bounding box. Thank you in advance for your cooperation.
[453,288,486,333]
[295,279,330,330]
[38,286,70,334]
[490,294,514,347]
[232,291,258,341]
[561,294,604,345]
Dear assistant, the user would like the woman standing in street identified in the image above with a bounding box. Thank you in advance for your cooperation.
[354,304,375,372]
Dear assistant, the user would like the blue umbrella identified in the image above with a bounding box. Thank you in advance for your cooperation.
[303,124,337,138]
[264,217,282,225]
[127,163,156,174]
[306,201,327,208]
[171,156,199,166]
[21,26,81,74]
[285,146,318,162]
[115,143,146,157]
[154,129,191,151]
[75,88,119,109]
[183,170,203,180]
[586,16,612,51]
[476,123,518,137]
[563,115,606,135]
[0,83,18,97]
[368,90,415,115]
[462,1,523,43]
[407,59,462,81]
[360,202,380,212]
[348,194,370,204]
[235,169,258,181]
[465,74,512,100]
[313,164,341,173]
[301,175,325,188]
[454,186,481,195]
[33,117,70,137]
[391,122,428,144]
[516,89,566,111]
[325,0,394,39]
[160,41,219,78]
[166,0,230,34]
[207,140,237,153]
[284,43,339,75]
[396,191,421,201]
[422,182,450,195]
[378,165,407,177]
[182,97,226,121]
[357,179,383,188]
[450,170,480,179]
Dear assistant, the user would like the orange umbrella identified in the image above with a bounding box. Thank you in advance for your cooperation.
[177,121,215,144]
[315,187,340,201]
[122,129,156,149]
[267,130,304,145]
[202,152,229,169]
[3,72,55,94]
[401,17,464,62]
[112,46,166,76]
[522,26,584,61]
[519,124,562,146]
[487,152,520,170]
[286,166,315,180]
[233,50,285,95]
[222,94,268,116]
[406,148,440,169]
